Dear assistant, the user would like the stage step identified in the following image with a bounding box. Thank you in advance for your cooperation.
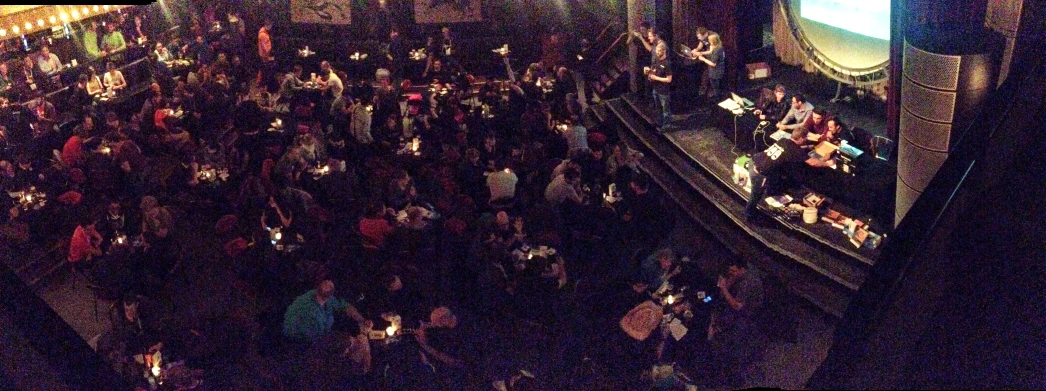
[604,98,869,317]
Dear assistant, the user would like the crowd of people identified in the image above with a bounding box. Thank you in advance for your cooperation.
[0,4,781,391]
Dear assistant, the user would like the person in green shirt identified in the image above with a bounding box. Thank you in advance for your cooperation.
[83,20,103,59]
[101,22,126,54]
[282,280,370,343]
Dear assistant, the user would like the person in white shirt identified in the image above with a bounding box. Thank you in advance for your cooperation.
[36,46,62,76]
[487,160,518,205]
[544,167,583,206]
[320,69,344,100]
[103,61,127,91]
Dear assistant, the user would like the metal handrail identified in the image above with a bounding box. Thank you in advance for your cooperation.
[594,32,629,66]
[592,21,620,47]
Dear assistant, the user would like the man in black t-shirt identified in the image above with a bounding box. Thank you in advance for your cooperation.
[745,126,835,220]
[647,43,673,129]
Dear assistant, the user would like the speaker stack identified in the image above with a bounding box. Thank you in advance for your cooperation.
[895,25,1000,227]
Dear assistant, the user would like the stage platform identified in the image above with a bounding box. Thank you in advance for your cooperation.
[600,93,896,316]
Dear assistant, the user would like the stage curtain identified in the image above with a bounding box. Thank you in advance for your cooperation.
[772,0,816,73]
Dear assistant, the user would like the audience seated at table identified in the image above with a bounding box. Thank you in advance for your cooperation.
[0,8,787,388]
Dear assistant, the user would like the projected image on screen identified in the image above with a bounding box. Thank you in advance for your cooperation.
[801,0,890,41]
[791,0,890,70]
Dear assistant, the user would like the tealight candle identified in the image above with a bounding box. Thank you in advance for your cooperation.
[25,194,32,202]
[276,118,282,127]
[151,364,161,377]
[666,295,675,305]
[385,325,397,337]
[274,232,282,241]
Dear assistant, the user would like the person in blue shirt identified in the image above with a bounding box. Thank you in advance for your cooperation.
[283,280,370,343]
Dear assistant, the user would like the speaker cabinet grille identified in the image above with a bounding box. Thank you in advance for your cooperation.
[899,108,952,152]
[901,77,958,123]
[897,135,949,200]
[903,41,961,90]
[895,178,922,228]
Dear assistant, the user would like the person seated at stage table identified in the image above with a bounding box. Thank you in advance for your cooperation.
[775,93,814,131]
[754,84,790,123]
[35,46,62,77]
[806,108,831,136]
[103,61,128,92]
[814,117,850,145]
[745,126,835,220]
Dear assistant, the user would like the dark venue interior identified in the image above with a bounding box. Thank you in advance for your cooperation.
[0,0,1043,390]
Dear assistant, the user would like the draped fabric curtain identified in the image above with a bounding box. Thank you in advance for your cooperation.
[772,0,816,73]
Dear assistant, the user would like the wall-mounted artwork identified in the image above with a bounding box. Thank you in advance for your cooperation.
[414,0,483,24]
[291,0,353,25]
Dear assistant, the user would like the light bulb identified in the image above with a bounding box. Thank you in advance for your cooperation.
[0,30,6,37]
[93,5,99,12]
[24,22,32,30]
[49,16,56,24]
[12,26,19,34]
[72,10,79,18]
[37,19,44,27]
[103,5,110,10]
[60,13,68,22]
[82,7,89,15]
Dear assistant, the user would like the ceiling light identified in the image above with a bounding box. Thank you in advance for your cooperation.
[82,7,89,15]
[0,30,6,37]
[93,5,99,12]
[37,19,44,27]
[12,26,19,34]
[24,22,32,30]
[49,16,56,24]
[72,10,79,18]
[103,5,110,10]
[60,13,69,22]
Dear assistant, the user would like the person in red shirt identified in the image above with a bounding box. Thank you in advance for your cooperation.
[359,201,395,250]
[68,215,103,269]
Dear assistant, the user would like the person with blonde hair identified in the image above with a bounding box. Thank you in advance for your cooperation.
[697,32,725,99]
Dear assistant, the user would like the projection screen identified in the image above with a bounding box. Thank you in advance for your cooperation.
[792,0,890,71]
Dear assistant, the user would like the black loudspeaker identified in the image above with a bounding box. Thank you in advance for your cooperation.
[895,25,1001,226]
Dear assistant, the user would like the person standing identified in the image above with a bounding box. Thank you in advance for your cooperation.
[708,258,765,388]
[697,33,725,100]
[745,126,835,220]
[646,43,673,130]
[257,19,276,92]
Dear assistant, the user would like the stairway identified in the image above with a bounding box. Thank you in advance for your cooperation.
[601,97,872,318]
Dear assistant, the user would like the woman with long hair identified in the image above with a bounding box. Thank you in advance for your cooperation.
[698,33,726,99]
